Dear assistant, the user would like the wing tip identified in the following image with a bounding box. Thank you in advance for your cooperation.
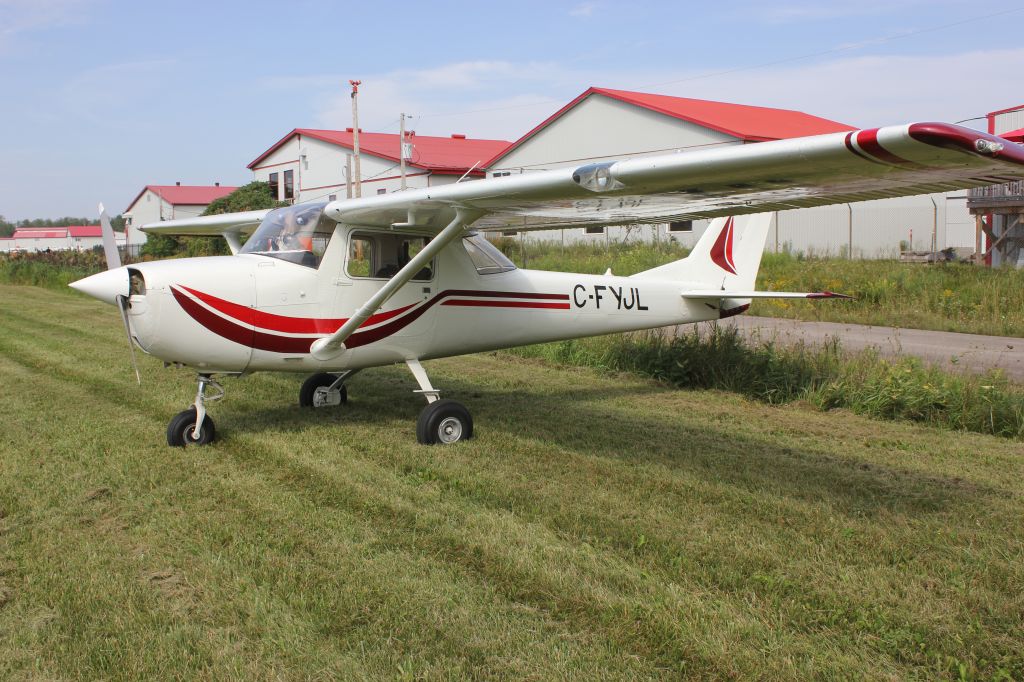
[908,122,1024,166]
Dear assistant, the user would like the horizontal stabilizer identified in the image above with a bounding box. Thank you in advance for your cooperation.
[681,290,852,300]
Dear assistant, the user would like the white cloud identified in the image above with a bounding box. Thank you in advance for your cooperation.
[570,2,598,17]
[0,0,91,36]
[296,48,1024,143]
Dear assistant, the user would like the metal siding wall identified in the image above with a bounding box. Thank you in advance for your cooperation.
[994,109,1024,135]
[493,95,740,172]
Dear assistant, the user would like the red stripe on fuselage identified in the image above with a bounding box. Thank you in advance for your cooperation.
[178,285,415,334]
[172,286,570,354]
[441,299,571,309]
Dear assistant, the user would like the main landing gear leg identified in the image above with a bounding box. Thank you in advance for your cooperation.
[167,374,223,447]
[407,359,473,445]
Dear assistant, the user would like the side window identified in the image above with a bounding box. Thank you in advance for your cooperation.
[347,237,373,277]
[346,233,434,280]
[283,170,295,200]
[462,234,517,275]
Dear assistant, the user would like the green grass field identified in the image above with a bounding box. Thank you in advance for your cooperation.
[2,284,1023,680]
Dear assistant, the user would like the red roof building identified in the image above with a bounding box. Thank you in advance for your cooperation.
[247,129,510,205]
[486,86,855,170]
[123,184,238,246]
[5,225,121,253]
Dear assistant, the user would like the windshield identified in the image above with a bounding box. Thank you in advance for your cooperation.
[462,233,517,274]
[240,202,333,267]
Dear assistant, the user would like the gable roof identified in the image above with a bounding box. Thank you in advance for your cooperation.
[13,228,67,239]
[486,86,856,166]
[248,129,511,175]
[11,225,102,239]
[67,225,102,237]
[126,185,238,213]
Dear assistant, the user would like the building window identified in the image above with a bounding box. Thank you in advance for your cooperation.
[492,171,512,178]
[377,188,387,195]
[269,173,279,199]
[501,230,518,237]
[668,220,693,233]
[583,226,605,235]
[283,170,294,200]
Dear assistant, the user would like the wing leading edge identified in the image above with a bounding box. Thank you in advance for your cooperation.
[322,122,1024,232]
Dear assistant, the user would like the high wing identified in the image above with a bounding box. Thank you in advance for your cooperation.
[139,122,1024,357]
[321,122,1024,232]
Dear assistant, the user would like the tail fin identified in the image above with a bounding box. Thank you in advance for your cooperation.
[633,213,772,288]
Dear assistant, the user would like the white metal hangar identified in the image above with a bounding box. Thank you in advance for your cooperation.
[124,184,238,247]
[483,87,975,257]
[247,129,510,205]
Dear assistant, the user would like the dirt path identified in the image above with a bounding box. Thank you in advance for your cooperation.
[718,316,1024,381]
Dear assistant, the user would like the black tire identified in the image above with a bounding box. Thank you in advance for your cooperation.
[299,373,347,407]
[167,408,216,447]
[416,399,473,445]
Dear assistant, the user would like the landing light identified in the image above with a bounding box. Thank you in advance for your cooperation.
[572,162,625,193]
[975,139,1004,155]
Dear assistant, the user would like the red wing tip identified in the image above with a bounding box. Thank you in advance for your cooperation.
[808,291,854,299]
[908,122,1024,165]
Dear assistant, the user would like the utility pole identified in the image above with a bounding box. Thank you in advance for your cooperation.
[349,80,362,198]
[399,112,407,191]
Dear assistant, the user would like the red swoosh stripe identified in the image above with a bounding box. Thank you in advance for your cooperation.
[179,285,415,334]
[710,216,737,275]
[172,286,570,354]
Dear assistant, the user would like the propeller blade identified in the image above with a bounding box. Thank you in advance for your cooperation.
[98,203,121,271]
[115,295,141,385]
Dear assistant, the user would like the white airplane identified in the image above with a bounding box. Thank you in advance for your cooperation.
[71,122,1024,446]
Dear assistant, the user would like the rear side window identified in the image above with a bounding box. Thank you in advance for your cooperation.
[462,234,516,275]
[347,237,373,277]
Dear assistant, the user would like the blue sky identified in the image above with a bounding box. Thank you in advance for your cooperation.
[2,0,1022,220]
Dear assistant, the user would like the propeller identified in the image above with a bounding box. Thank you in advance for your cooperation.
[116,294,141,385]
[98,203,121,270]
[99,203,140,385]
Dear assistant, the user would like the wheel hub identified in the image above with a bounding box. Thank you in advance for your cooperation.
[437,417,463,443]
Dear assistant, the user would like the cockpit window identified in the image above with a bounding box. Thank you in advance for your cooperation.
[240,202,334,268]
[462,233,517,274]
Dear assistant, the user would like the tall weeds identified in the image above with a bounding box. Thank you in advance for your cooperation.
[511,326,1024,439]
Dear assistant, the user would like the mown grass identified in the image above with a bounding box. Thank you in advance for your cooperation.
[511,326,1024,439]
[497,239,1024,337]
[2,283,1024,680]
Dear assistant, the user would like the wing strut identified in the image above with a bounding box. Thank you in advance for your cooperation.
[309,206,482,360]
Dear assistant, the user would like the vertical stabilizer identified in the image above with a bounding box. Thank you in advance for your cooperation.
[632,213,772,288]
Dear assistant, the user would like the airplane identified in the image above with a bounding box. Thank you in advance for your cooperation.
[70,122,1024,446]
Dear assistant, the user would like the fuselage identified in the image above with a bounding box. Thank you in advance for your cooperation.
[78,224,727,373]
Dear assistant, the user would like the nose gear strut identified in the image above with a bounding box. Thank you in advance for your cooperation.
[167,374,224,447]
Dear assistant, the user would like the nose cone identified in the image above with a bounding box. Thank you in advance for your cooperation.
[69,267,129,304]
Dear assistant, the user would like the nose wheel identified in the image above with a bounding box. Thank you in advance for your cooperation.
[167,374,222,447]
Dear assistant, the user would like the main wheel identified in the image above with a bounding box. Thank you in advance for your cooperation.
[167,408,216,447]
[416,399,473,445]
[299,373,347,408]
